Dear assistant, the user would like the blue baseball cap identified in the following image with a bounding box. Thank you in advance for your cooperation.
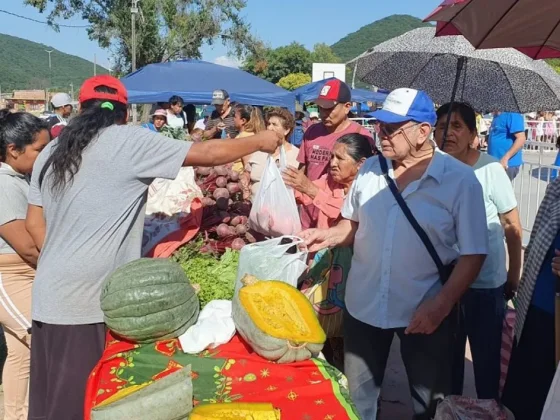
[371,88,436,126]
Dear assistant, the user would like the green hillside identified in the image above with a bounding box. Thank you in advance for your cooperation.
[331,15,432,63]
[0,33,109,92]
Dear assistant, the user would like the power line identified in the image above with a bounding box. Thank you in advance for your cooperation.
[0,9,90,28]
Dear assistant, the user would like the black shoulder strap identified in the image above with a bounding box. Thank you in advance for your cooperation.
[378,155,444,271]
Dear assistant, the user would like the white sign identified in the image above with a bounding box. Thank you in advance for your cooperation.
[312,63,346,83]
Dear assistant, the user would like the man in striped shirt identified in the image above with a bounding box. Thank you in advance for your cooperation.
[204,89,238,139]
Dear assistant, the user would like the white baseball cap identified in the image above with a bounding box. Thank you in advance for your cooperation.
[372,88,436,126]
[51,93,72,108]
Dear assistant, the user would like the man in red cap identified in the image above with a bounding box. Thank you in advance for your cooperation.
[296,79,374,229]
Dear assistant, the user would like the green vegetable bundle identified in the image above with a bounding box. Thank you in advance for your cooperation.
[171,237,239,308]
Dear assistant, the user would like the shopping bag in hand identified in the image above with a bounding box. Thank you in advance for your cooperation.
[249,146,301,237]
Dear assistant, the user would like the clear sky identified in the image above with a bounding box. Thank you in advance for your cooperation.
[0,0,442,70]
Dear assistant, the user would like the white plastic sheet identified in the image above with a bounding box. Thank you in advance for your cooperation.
[178,300,236,354]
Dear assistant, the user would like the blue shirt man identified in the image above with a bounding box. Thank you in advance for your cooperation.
[488,112,526,181]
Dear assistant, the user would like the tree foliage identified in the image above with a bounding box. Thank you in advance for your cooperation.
[243,43,340,84]
[24,0,263,74]
[276,73,312,91]
[331,15,432,63]
[0,33,108,92]
[310,43,341,64]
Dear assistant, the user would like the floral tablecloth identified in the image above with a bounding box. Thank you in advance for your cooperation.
[85,332,360,420]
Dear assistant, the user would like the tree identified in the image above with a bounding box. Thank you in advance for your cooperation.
[310,43,341,64]
[25,0,263,74]
[277,73,312,91]
[243,42,312,84]
[548,59,560,74]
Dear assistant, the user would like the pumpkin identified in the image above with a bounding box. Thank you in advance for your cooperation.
[232,275,326,363]
[189,402,280,420]
[101,258,199,343]
[91,366,193,420]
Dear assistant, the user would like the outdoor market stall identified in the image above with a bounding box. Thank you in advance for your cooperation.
[121,60,296,110]
[85,162,357,419]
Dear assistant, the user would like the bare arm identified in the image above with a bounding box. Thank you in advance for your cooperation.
[405,254,486,335]
[0,220,39,266]
[184,131,280,167]
[500,208,523,297]
[301,219,358,252]
[25,205,46,251]
[437,254,486,310]
[502,132,526,163]
[203,125,220,140]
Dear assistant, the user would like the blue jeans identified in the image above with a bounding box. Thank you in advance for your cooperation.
[451,286,505,400]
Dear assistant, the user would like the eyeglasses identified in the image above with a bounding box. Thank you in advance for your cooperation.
[375,122,421,139]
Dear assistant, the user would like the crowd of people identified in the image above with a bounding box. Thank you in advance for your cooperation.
[0,73,558,420]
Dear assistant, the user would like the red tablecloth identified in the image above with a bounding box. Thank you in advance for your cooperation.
[85,332,359,420]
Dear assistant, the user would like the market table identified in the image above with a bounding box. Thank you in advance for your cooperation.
[85,332,360,420]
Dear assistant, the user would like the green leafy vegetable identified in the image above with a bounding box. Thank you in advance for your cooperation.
[171,237,240,308]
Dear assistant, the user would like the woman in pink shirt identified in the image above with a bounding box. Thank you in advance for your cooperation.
[283,133,373,229]
[283,133,373,371]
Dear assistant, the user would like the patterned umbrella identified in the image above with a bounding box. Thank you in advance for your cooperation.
[425,0,560,60]
[348,27,560,113]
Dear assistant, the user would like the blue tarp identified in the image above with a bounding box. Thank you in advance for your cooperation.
[122,60,295,110]
[293,78,388,104]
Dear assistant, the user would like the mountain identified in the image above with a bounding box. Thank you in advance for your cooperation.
[331,15,432,63]
[0,33,109,93]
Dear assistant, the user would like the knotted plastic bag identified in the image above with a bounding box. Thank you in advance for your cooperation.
[235,236,308,293]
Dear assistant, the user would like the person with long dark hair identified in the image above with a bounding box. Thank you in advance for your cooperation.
[0,110,49,420]
[434,102,522,401]
[24,75,281,419]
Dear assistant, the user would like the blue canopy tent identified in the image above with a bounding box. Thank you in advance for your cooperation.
[121,60,295,110]
[293,78,388,104]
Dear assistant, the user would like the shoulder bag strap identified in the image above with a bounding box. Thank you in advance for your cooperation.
[378,155,444,271]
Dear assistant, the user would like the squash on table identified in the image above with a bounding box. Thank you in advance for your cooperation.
[101,258,199,343]
[91,366,193,420]
[232,275,326,363]
[189,402,280,420]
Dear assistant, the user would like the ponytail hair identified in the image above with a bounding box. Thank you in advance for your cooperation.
[0,109,48,163]
[39,85,127,195]
[234,104,265,134]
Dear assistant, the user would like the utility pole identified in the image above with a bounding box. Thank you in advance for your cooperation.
[45,50,53,88]
[131,0,139,123]
[45,50,53,110]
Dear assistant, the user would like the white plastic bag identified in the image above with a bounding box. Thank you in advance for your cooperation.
[249,146,301,237]
[235,235,308,293]
[178,300,235,354]
[147,167,202,216]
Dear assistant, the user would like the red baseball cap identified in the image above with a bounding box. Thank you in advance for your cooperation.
[79,75,128,105]
[314,79,352,109]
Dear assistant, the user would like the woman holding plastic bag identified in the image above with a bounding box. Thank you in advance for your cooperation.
[282,133,373,371]
[243,108,299,201]
[248,109,300,238]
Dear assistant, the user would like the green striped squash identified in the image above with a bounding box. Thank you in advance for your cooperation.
[101,258,199,343]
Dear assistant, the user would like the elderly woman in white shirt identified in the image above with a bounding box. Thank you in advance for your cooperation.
[302,88,488,420]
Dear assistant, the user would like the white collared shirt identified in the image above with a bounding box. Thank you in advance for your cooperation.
[341,150,488,329]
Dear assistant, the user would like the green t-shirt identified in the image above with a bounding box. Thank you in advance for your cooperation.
[471,152,517,288]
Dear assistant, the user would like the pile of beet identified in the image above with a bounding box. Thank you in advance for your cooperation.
[195,165,256,253]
